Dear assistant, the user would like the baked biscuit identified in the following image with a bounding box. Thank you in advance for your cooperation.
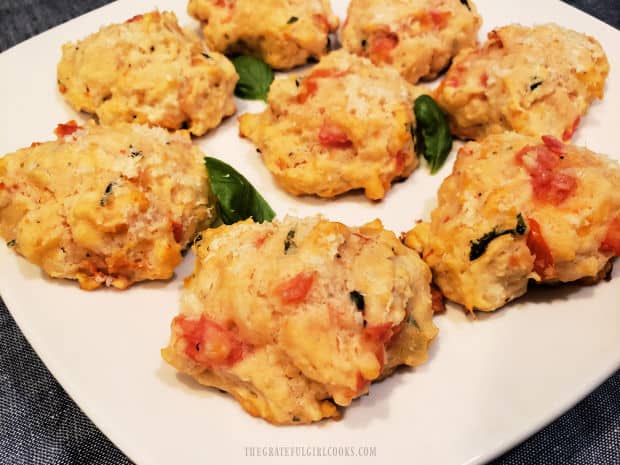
[404,132,620,312]
[239,50,425,200]
[434,24,609,141]
[187,0,339,69]
[0,121,215,290]
[162,216,438,424]
[57,11,238,136]
[341,0,481,84]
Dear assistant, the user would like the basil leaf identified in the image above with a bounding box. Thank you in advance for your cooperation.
[469,213,527,261]
[349,291,365,311]
[205,157,276,224]
[231,55,274,101]
[414,95,453,174]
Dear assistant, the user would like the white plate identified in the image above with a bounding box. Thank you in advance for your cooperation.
[1,1,618,464]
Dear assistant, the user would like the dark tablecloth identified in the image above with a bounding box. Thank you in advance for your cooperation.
[0,1,618,464]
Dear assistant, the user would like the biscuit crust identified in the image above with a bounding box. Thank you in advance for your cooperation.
[405,132,620,311]
[0,121,215,290]
[239,50,426,200]
[341,0,482,84]
[162,216,438,424]
[57,11,238,136]
[188,0,339,69]
[434,24,609,141]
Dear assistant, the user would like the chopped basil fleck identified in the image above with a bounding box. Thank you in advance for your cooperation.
[284,229,296,253]
[129,145,142,158]
[349,290,365,311]
[361,39,367,48]
[100,181,116,207]
[202,52,211,59]
[6,239,16,247]
[460,0,471,10]
[530,80,543,91]
[287,16,299,24]
[469,213,527,261]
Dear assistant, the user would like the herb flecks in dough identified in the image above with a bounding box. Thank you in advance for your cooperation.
[469,213,527,261]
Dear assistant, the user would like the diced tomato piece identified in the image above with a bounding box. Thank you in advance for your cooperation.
[394,150,408,172]
[480,72,489,87]
[175,315,247,367]
[319,123,353,149]
[515,143,577,205]
[446,76,460,88]
[600,216,620,256]
[526,218,554,279]
[416,9,450,30]
[429,9,451,29]
[514,145,535,164]
[365,322,393,344]
[126,14,143,23]
[531,169,577,205]
[541,135,565,154]
[309,69,344,80]
[562,117,581,142]
[297,69,347,103]
[30,142,42,148]
[171,222,183,243]
[254,233,269,248]
[54,120,81,138]
[297,80,318,104]
[277,272,315,304]
[430,286,446,314]
[369,30,399,63]
[0,182,5,190]
[363,323,394,374]
[356,372,370,391]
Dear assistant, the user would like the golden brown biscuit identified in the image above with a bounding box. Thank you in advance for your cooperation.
[187,0,339,69]
[57,11,238,136]
[341,0,482,84]
[434,24,609,141]
[0,121,215,290]
[404,132,620,312]
[239,50,427,200]
[162,216,438,424]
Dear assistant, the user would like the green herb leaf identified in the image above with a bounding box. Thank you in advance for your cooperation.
[205,156,276,225]
[349,291,365,311]
[287,16,299,24]
[284,229,296,253]
[231,56,274,101]
[515,213,526,235]
[100,181,116,207]
[413,94,453,174]
[530,80,543,91]
[459,0,471,11]
[469,213,528,261]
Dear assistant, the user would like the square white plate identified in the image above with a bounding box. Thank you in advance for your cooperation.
[0,1,618,464]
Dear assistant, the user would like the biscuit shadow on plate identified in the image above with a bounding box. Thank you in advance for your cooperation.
[154,357,436,428]
[474,280,598,321]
